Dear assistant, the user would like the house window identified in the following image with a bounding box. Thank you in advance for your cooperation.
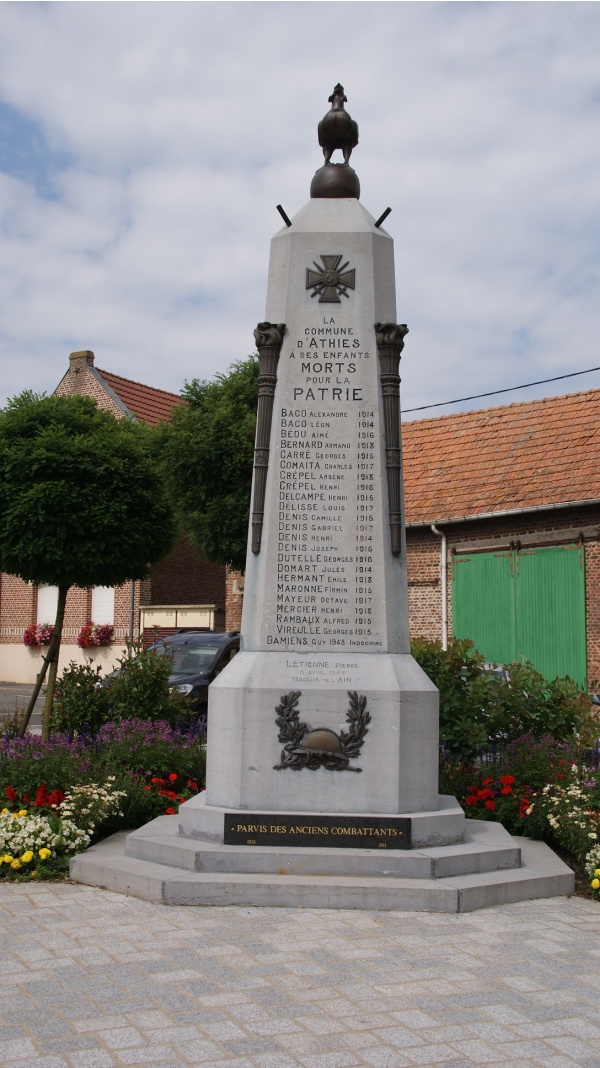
[37,585,58,624]
[91,586,115,625]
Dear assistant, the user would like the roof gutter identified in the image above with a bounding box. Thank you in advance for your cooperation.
[406,497,600,529]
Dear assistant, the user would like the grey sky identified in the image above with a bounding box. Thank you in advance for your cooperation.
[0,1,599,418]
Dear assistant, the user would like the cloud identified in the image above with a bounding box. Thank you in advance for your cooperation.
[0,1,599,417]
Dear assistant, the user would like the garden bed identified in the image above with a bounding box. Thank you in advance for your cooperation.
[0,718,206,882]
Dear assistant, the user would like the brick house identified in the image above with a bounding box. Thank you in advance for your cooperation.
[0,350,227,684]
[403,388,600,688]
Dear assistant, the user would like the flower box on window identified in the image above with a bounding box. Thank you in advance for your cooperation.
[77,621,114,649]
[23,623,55,648]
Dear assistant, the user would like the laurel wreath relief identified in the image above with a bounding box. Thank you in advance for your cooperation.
[273,691,371,772]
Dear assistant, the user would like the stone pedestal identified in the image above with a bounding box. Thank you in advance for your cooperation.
[204,652,439,816]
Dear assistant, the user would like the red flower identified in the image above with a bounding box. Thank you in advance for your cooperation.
[477,788,494,801]
[165,807,176,815]
[482,778,493,786]
[144,785,151,791]
[186,779,198,792]
[169,773,178,782]
[47,789,65,807]
[500,775,515,785]
[485,800,496,810]
[5,786,17,802]
[500,786,512,795]
[465,795,478,806]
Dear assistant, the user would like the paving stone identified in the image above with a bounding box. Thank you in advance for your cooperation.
[359,1051,412,1068]
[1,887,600,1068]
[39,1037,99,1054]
[297,1054,360,1067]
[5,1058,69,1068]
[67,1054,118,1067]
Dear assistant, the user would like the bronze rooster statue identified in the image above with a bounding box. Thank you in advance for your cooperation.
[318,84,359,166]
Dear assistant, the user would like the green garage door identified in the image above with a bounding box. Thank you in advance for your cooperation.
[452,544,586,686]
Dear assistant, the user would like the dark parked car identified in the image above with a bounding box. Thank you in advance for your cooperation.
[151,631,240,716]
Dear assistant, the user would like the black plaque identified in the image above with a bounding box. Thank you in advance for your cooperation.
[223,812,411,850]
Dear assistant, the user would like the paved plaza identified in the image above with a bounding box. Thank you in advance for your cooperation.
[0,886,599,1067]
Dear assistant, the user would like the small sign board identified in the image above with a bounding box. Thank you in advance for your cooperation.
[223,813,411,850]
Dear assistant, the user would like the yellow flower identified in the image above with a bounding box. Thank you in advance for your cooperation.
[592,878,600,890]
[595,868,600,876]
[2,854,13,863]
[21,851,34,864]
[30,870,38,877]
[38,848,52,860]
[10,859,21,870]
[17,809,27,817]
[1,807,8,815]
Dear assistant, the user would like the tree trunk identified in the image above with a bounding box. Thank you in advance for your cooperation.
[18,643,54,737]
[41,586,69,742]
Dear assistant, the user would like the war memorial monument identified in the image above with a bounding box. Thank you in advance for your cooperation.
[73,88,573,910]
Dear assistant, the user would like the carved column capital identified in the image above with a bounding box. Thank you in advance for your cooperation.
[374,322,409,354]
[254,321,286,353]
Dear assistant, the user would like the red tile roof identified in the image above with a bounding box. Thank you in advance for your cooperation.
[97,369,184,427]
[402,388,600,525]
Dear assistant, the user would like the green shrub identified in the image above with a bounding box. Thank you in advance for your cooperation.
[51,641,192,733]
[102,643,191,726]
[52,660,110,734]
[412,637,494,754]
[412,637,595,755]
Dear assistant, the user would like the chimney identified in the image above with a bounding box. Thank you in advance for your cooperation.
[69,350,95,373]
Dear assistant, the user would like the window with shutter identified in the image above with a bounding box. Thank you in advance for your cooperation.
[37,585,58,624]
[91,586,115,625]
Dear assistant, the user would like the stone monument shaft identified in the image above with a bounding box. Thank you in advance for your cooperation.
[242,200,410,656]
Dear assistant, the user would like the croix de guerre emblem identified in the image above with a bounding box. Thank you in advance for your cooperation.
[306,255,356,303]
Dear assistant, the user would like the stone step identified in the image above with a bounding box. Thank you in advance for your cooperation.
[70,830,574,913]
[125,815,521,879]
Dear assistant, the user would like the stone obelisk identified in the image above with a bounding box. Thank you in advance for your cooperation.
[183,86,457,844]
[71,89,574,910]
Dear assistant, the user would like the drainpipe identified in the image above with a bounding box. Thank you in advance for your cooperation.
[129,580,136,648]
[431,524,448,650]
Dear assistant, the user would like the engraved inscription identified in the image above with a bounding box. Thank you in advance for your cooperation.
[263,309,383,651]
[224,812,412,850]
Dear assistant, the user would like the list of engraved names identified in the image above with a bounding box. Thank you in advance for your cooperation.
[263,314,385,651]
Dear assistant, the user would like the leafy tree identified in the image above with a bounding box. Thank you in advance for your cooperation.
[0,392,176,739]
[158,355,258,572]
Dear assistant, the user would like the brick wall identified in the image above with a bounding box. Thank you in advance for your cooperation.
[55,351,124,416]
[225,567,244,632]
[0,575,142,646]
[407,504,600,683]
[150,534,225,608]
[406,528,441,643]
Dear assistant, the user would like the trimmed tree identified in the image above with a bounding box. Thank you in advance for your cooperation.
[0,392,176,739]
[158,355,258,572]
